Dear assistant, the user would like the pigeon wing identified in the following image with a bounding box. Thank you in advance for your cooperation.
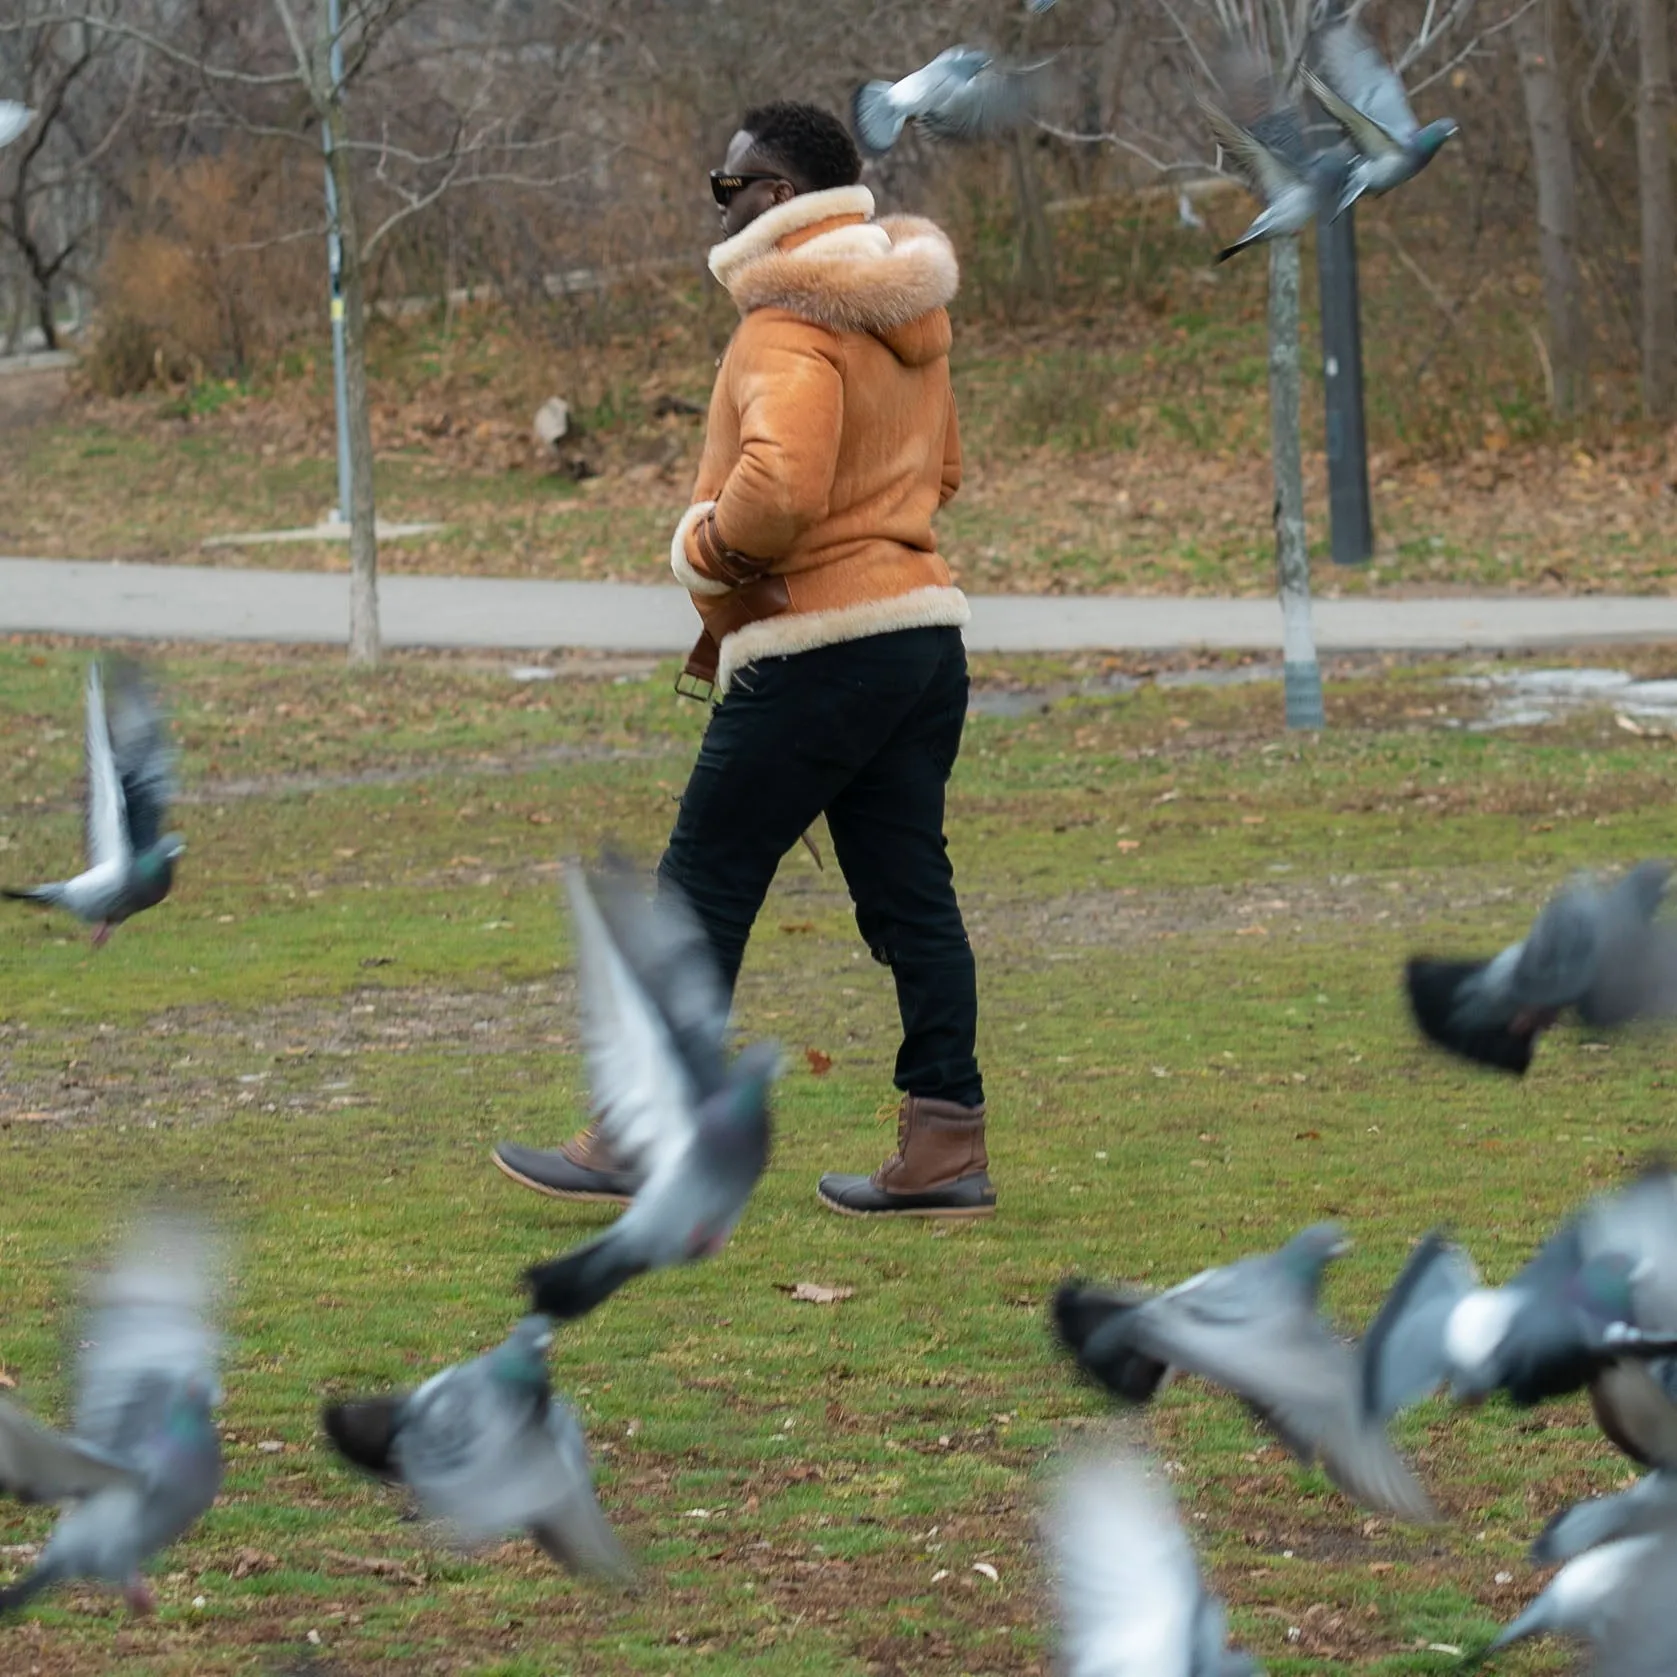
[0,102,32,150]
[0,1397,138,1503]
[1508,874,1608,1011]
[1582,1165,1677,1332]
[82,662,129,871]
[1311,18,1420,143]
[565,862,724,1180]
[528,1396,634,1582]
[1298,61,1406,162]
[102,656,176,855]
[1199,96,1309,205]
[1578,861,1675,1027]
[74,1213,220,1458]
[919,56,1058,143]
[1361,1231,1481,1421]
[1049,1449,1229,1677]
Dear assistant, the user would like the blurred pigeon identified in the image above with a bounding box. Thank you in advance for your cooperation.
[1591,1358,1677,1467]
[0,103,31,150]
[523,860,778,1320]
[1482,1519,1677,1670]
[322,1315,631,1581]
[0,1214,222,1617]
[1300,18,1459,216]
[1364,1196,1677,1421]
[1406,861,1675,1074]
[1532,1470,1677,1564]
[1199,52,1346,262]
[1178,189,1207,231]
[4,657,184,945]
[1053,1224,1437,1522]
[851,46,1057,156]
[1048,1447,1261,1677]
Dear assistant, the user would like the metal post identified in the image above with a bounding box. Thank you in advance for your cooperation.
[320,0,352,529]
[1315,203,1374,565]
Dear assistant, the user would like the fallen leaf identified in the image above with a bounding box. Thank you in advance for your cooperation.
[1241,815,1267,826]
[0,1369,15,1390]
[1295,1129,1321,1141]
[359,955,394,968]
[230,1547,278,1579]
[775,1282,855,1305]
[1116,839,1142,852]
[1234,924,1269,936]
[804,1047,833,1076]
[779,921,815,934]
[323,1550,423,1586]
[527,811,555,825]
[972,1562,1000,1582]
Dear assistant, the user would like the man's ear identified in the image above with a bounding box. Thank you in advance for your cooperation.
[771,179,796,206]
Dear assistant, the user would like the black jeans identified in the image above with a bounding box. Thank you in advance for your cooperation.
[658,625,984,1109]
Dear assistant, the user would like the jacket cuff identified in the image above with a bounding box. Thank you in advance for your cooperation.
[670,501,731,596]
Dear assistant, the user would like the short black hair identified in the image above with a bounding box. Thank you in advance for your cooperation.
[740,102,861,193]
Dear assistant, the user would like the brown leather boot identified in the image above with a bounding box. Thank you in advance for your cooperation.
[817,1096,996,1218]
[493,1121,640,1204]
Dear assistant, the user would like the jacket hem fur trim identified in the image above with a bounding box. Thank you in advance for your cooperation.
[716,585,971,694]
[670,501,730,596]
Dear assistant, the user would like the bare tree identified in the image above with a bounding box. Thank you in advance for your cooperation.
[1637,0,1673,417]
[1513,0,1588,413]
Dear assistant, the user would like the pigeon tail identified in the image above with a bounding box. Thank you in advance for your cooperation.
[531,1500,637,1585]
[0,1565,56,1617]
[1531,1491,1636,1564]
[525,1240,650,1322]
[321,1396,406,1481]
[1405,957,1537,1074]
[852,82,907,155]
[1050,1281,1170,1402]
[1,885,63,906]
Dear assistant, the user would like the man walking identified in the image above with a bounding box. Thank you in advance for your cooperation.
[494,101,993,1218]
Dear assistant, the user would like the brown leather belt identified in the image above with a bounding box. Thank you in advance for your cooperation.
[678,573,792,699]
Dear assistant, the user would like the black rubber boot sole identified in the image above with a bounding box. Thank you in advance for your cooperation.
[815,1172,997,1219]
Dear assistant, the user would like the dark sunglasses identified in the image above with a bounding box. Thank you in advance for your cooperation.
[710,170,783,208]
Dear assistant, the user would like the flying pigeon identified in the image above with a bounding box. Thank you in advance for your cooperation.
[0,103,31,150]
[322,1315,632,1581]
[1532,1470,1677,1564]
[0,1213,223,1617]
[1482,1518,1677,1671]
[1052,1224,1438,1522]
[523,860,778,1320]
[851,46,1058,156]
[1364,1181,1677,1422]
[1406,860,1676,1074]
[4,657,184,945]
[1199,52,1347,262]
[1299,17,1459,217]
[1047,1447,1261,1677]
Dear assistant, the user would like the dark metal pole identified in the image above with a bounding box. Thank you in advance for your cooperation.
[1315,203,1374,565]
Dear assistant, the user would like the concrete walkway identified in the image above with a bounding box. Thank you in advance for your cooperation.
[5,556,1677,655]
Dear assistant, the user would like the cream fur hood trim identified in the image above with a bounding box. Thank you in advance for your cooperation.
[708,188,960,335]
[716,587,971,695]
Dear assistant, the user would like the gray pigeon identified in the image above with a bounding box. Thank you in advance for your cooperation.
[1532,1470,1677,1564]
[4,657,184,945]
[1300,17,1459,217]
[1364,1177,1677,1422]
[1406,860,1675,1073]
[1048,1447,1261,1677]
[1053,1224,1437,1523]
[1483,1519,1677,1672]
[851,46,1057,156]
[0,102,30,150]
[524,860,778,1321]
[0,1214,223,1617]
[322,1315,632,1581]
[1199,52,1347,262]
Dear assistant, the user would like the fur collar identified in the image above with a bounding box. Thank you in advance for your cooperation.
[708,189,959,335]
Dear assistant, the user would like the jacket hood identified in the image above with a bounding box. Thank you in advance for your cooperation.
[708,186,958,367]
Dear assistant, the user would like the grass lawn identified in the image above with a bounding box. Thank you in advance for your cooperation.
[2,638,1675,1674]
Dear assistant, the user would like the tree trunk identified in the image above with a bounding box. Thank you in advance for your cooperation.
[1268,236,1323,731]
[1008,131,1056,306]
[1513,0,1588,416]
[1638,0,1675,419]
[323,82,380,664]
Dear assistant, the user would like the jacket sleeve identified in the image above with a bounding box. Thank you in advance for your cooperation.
[685,318,843,576]
[939,387,962,507]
